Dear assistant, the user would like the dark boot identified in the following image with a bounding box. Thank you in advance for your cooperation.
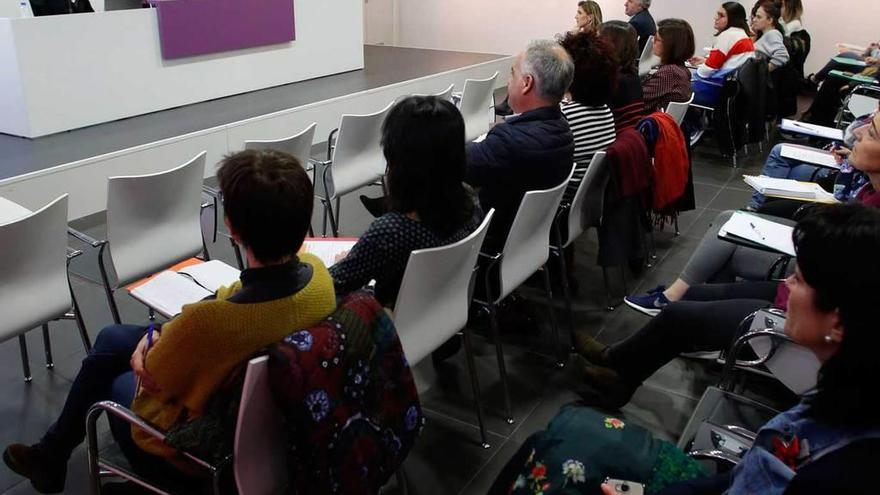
[3,444,67,494]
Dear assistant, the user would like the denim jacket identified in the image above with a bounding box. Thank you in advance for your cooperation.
[727,398,880,495]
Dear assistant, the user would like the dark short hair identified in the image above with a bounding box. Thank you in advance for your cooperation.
[793,203,880,427]
[558,31,618,105]
[718,1,752,36]
[599,20,639,75]
[217,149,313,263]
[656,18,696,65]
[382,96,474,236]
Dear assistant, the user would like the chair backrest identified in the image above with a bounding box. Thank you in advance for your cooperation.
[234,355,289,495]
[106,152,207,286]
[0,195,71,342]
[244,122,317,169]
[638,36,660,78]
[498,165,575,299]
[564,152,607,248]
[847,93,879,119]
[664,93,694,126]
[392,210,495,365]
[325,102,394,199]
[459,72,498,141]
[747,311,820,395]
[413,83,455,103]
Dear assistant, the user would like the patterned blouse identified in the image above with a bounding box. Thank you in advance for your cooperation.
[642,64,693,114]
[330,209,483,306]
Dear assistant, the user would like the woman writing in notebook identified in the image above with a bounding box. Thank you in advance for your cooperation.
[3,150,336,493]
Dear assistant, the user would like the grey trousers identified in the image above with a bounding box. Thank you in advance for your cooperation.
[680,210,790,285]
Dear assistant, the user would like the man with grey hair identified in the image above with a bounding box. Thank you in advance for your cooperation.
[625,0,656,53]
[465,39,575,248]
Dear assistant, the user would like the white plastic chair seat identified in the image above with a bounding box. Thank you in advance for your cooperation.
[459,72,499,142]
[495,165,576,301]
[0,195,71,342]
[561,152,607,248]
[244,123,317,175]
[106,151,208,286]
[234,355,288,495]
[664,93,695,126]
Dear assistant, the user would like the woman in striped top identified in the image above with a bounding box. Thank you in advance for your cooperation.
[641,18,695,113]
[599,20,646,132]
[558,31,618,204]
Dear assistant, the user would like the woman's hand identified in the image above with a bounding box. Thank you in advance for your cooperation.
[689,55,706,66]
[131,332,161,394]
[334,250,350,264]
[832,146,851,165]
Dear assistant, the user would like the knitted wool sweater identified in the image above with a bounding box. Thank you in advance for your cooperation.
[131,253,336,458]
[697,27,755,78]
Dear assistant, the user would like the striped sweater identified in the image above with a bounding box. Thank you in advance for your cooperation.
[560,101,616,203]
[697,27,755,78]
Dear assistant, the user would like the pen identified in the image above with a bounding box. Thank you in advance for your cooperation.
[749,222,766,241]
[146,323,156,350]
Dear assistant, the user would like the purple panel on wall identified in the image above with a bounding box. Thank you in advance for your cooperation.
[152,0,295,60]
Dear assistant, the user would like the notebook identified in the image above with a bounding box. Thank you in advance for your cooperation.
[778,144,841,169]
[743,175,839,204]
[301,238,358,267]
[828,70,877,85]
[128,259,241,318]
[832,56,867,68]
[779,119,844,141]
[719,211,795,256]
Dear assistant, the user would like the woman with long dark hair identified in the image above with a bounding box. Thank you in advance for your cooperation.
[690,2,755,79]
[331,96,482,307]
[599,20,646,131]
[641,18,695,113]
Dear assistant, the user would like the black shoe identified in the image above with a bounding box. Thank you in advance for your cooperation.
[3,444,66,494]
[359,195,388,218]
[576,359,637,409]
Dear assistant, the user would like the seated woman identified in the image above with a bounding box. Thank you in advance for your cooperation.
[600,20,646,131]
[573,0,602,35]
[805,61,880,126]
[557,31,617,204]
[811,41,879,84]
[2,150,336,493]
[576,113,880,410]
[690,2,755,107]
[751,1,789,73]
[641,18,695,113]
[779,0,804,34]
[499,202,880,495]
[621,108,880,318]
[331,96,483,308]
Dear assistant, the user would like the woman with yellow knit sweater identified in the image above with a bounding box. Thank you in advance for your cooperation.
[3,150,337,493]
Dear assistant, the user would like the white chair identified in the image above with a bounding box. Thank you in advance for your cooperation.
[664,93,695,126]
[413,83,456,102]
[317,103,394,236]
[474,165,575,423]
[393,210,495,448]
[638,36,661,78]
[551,152,606,339]
[86,356,280,494]
[73,152,209,324]
[234,356,288,495]
[0,195,91,381]
[458,72,499,141]
[244,122,317,172]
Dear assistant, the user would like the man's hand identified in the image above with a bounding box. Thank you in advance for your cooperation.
[130,332,160,394]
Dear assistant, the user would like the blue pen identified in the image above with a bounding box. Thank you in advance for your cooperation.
[146,323,156,350]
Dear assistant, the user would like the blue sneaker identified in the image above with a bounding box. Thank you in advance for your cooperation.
[624,285,670,316]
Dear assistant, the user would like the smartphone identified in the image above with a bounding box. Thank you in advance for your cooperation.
[604,478,645,495]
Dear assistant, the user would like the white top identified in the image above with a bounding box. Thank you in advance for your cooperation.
[780,18,804,35]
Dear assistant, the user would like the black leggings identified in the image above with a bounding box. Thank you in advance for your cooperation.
[607,281,779,385]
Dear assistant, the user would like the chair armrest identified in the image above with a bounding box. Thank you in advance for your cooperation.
[721,424,757,442]
[326,128,340,160]
[687,449,742,467]
[720,329,794,390]
[67,227,105,248]
[66,247,83,261]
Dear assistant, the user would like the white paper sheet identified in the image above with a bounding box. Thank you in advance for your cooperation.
[780,119,844,141]
[129,271,212,318]
[301,239,358,268]
[779,144,841,169]
[178,259,241,292]
[719,211,796,256]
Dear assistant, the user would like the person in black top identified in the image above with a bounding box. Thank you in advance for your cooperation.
[465,39,575,249]
[600,20,647,131]
[625,0,656,53]
[331,96,482,307]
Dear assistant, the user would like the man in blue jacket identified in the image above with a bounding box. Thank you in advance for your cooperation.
[626,0,656,54]
[466,39,575,249]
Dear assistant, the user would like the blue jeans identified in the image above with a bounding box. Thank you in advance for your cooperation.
[749,144,829,208]
[39,325,185,481]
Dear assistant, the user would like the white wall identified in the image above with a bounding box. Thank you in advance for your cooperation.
[392,0,877,75]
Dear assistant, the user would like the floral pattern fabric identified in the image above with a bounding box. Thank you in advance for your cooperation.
[268,291,423,495]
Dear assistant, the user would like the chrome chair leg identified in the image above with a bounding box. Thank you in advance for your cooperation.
[540,266,565,368]
[484,272,514,424]
[19,335,32,382]
[462,328,491,449]
[42,324,54,369]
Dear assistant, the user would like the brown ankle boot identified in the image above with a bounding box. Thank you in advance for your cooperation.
[3,444,66,494]
[572,331,609,365]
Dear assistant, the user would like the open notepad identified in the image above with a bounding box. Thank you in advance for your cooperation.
[778,144,840,169]
[128,259,241,318]
[780,119,844,141]
[719,212,795,256]
[743,175,839,204]
[301,238,358,268]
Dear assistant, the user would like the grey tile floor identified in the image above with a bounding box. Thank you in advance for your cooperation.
[1,131,787,495]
